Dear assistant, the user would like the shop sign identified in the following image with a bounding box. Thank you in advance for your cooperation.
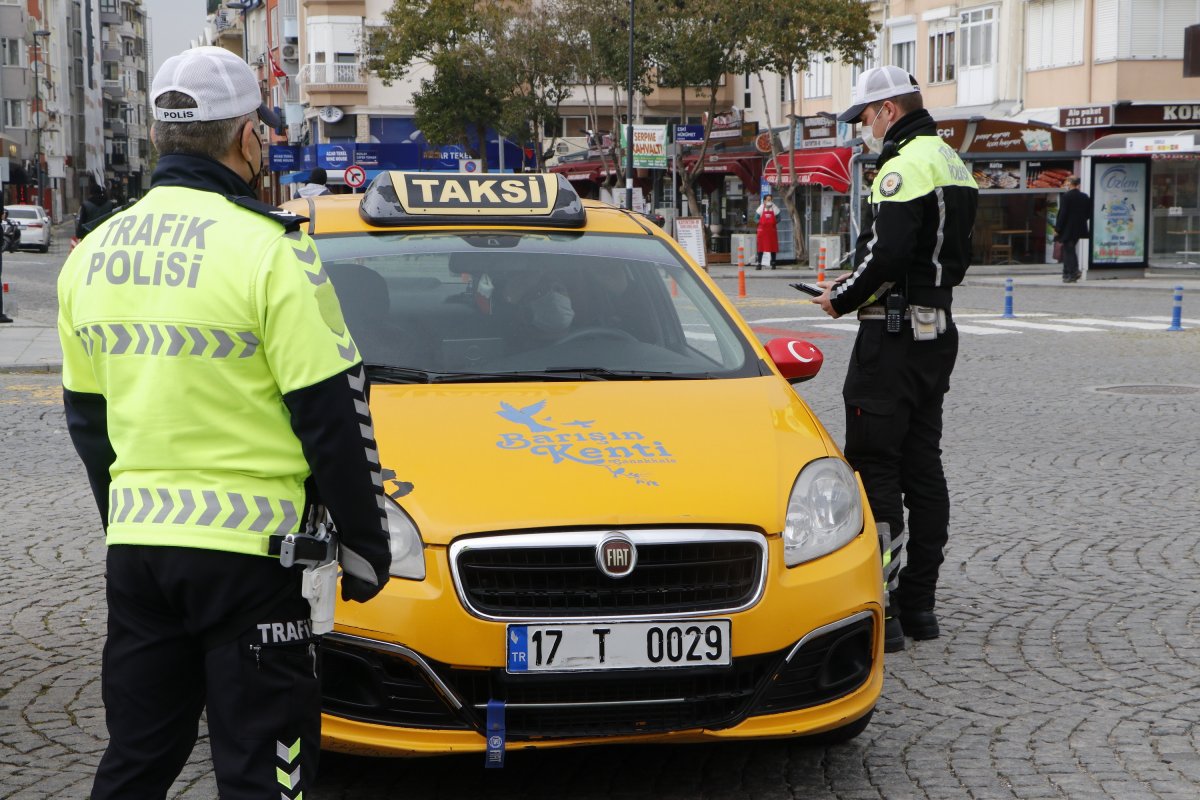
[971,161,1022,190]
[1091,161,1147,265]
[706,108,744,140]
[268,145,299,171]
[935,119,969,151]
[621,125,668,169]
[1125,135,1199,154]
[967,120,1062,153]
[791,116,837,150]
[1025,161,1074,189]
[1059,106,1111,128]
[1112,103,1200,127]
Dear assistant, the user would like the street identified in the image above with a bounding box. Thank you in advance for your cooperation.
[2,246,1199,798]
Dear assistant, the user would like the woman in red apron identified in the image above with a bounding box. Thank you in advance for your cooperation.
[755,195,780,270]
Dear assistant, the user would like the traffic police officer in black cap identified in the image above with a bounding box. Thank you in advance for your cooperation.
[814,65,978,652]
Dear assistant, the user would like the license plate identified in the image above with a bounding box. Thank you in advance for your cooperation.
[506,620,731,673]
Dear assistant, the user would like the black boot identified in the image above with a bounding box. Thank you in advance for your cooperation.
[884,615,905,652]
[899,610,939,640]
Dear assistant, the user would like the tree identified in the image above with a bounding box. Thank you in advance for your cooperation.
[644,0,760,224]
[368,1,576,172]
[554,0,657,191]
[744,0,875,258]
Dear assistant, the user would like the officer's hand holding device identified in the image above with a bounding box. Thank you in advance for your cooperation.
[790,282,824,297]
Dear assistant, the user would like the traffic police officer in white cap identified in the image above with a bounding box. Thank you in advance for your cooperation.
[58,46,392,798]
[814,66,978,653]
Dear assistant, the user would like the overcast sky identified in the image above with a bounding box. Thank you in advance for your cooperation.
[145,0,209,75]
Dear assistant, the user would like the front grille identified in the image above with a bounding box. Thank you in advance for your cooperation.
[454,532,765,617]
[320,638,470,730]
[751,616,875,716]
[439,654,784,739]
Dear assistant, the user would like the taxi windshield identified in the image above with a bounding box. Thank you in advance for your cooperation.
[313,231,760,381]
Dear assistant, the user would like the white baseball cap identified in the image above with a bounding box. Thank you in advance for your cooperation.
[837,65,921,124]
[151,46,282,129]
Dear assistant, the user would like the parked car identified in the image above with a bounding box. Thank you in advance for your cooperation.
[5,205,51,252]
[283,172,884,758]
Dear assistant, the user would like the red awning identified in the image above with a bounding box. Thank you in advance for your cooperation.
[679,152,763,188]
[763,148,853,193]
[549,159,618,183]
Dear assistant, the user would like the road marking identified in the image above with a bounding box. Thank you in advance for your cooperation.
[1130,316,1199,326]
[971,319,1105,332]
[954,324,1018,335]
[1049,318,1172,330]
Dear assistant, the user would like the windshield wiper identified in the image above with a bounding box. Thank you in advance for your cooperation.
[428,370,604,384]
[542,367,712,380]
[363,364,436,384]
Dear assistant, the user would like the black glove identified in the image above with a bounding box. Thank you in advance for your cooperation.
[341,572,389,603]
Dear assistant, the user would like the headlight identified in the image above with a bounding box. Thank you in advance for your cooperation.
[782,457,864,567]
[384,497,426,580]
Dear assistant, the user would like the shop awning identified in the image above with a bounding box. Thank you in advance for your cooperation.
[679,152,763,187]
[548,159,619,183]
[763,148,853,192]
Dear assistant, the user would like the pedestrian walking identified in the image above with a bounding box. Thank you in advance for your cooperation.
[296,166,332,198]
[755,193,780,269]
[56,46,392,799]
[815,65,978,653]
[1054,175,1090,283]
[74,178,114,242]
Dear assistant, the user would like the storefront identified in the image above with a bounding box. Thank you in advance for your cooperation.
[763,147,854,267]
[1060,103,1200,269]
[1080,130,1200,271]
[678,150,764,257]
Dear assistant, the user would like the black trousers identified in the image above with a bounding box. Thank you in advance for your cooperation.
[843,319,958,613]
[1062,238,1080,279]
[92,545,321,800]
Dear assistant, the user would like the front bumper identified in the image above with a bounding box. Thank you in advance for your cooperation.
[318,529,883,756]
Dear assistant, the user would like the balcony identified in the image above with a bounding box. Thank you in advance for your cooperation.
[300,62,367,105]
[102,80,125,99]
[300,63,364,87]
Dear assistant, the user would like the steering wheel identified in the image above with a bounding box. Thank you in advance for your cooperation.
[556,326,639,345]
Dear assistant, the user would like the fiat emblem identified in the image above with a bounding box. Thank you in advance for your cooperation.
[596,534,637,579]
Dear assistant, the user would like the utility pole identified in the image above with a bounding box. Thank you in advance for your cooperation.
[625,0,634,213]
[33,30,51,212]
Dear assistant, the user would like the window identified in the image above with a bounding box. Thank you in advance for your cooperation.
[744,73,752,110]
[99,0,116,11]
[1094,0,1200,60]
[4,100,23,128]
[1027,0,1085,69]
[889,21,917,75]
[803,55,831,99]
[959,7,995,68]
[0,38,21,67]
[928,23,957,83]
[851,40,880,84]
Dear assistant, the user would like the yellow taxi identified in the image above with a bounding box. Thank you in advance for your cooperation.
[284,172,883,759]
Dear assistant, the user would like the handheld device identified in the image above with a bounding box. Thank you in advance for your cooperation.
[790,282,824,297]
[885,293,905,334]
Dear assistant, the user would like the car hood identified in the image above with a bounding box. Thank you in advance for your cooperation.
[370,377,836,545]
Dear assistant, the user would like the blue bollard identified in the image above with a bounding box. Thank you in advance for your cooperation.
[1168,285,1184,331]
[1002,277,1015,319]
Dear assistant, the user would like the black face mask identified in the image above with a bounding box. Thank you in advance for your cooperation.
[242,131,263,191]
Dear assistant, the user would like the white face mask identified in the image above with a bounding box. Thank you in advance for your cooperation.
[860,105,892,154]
[530,288,575,335]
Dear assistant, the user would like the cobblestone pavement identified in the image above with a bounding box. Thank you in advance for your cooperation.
[2,277,1199,798]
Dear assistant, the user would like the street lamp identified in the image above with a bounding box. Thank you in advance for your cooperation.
[32,29,49,212]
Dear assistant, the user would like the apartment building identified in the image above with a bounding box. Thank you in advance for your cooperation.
[99,0,150,201]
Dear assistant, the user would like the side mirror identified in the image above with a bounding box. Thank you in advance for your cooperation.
[765,338,823,384]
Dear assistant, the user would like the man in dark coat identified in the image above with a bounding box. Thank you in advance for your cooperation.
[75,179,115,241]
[1055,176,1090,283]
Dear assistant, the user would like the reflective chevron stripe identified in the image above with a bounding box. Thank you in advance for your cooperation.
[75,324,260,359]
[339,365,390,585]
[276,737,303,798]
[108,488,299,534]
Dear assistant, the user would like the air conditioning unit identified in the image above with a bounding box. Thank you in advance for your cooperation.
[281,44,298,61]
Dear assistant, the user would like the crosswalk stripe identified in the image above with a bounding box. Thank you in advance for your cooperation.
[812,323,862,332]
[954,324,1017,335]
[1049,318,1170,330]
[970,319,1105,332]
[1131,316,1200,326]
